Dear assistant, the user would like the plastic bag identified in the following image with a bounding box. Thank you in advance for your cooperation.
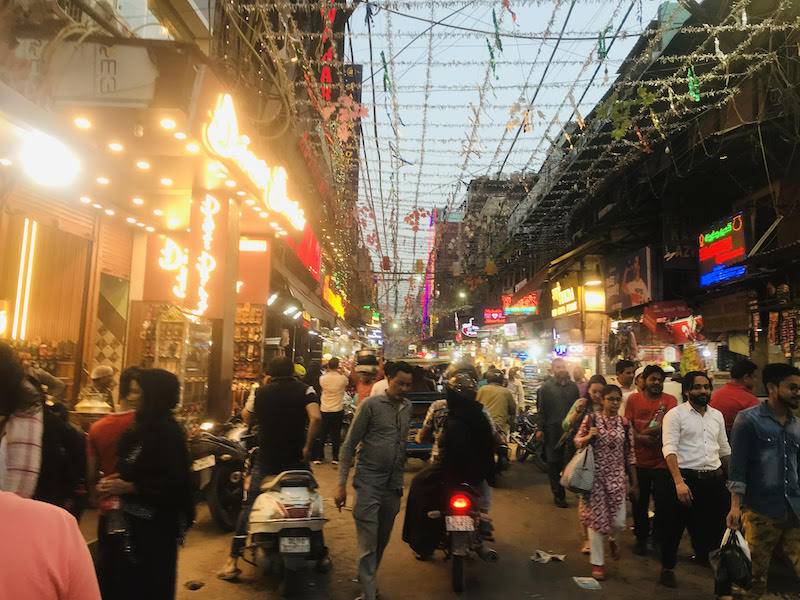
[710,528,752,589]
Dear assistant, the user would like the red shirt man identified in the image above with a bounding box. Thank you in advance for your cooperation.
[710,359,759,433]
[625,389,678,468]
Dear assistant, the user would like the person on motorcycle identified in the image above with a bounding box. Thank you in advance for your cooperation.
[218,356,323,581]
[403,367,497,558]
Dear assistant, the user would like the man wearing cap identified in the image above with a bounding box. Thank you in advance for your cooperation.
[75,365,116,414]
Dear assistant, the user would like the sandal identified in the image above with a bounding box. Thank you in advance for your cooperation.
[591,565,605,581]
[580,540,590,555]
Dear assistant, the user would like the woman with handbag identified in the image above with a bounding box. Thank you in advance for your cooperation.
[574,384,638,581]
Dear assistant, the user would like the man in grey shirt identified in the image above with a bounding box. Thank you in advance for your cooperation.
[335,361,414,600]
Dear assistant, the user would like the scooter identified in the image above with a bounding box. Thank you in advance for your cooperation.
[248,470,330,596]
[428,485,498,593]
[189,418,250,531]
[511,404,548,473]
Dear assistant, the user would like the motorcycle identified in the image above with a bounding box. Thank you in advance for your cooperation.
[248,470,330,596]
[427,485,498,593]
[189,418,250,531]
[511,404,547,473]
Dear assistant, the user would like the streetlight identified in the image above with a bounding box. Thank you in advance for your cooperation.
[458,290,467,299]
[391,322,399,330]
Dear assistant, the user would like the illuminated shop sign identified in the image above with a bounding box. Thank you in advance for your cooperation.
[322,275,345,319]
[460,317,479,338]
[158,237,189,300]
[551,281,580,318]
[318,0,337,102]
[505,291,540,315]
[698,213,747,288]
[193,195,220,316]
[483,308,506,324]
[204,94,306,230]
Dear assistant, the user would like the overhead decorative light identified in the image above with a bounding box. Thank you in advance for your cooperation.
[73,116,92,130]
[91,203,102,209]
[0,158,12,167]
[173,131,187,140]
[267,293,278,306]
[126,217,137,224]
[269,222,279,229]
[244,198,256,206]
[19,130,80,187]
[224,179,236,188]
[259,212,269,219]
[160,177,173,186]
[145,226,155,232]
[104,208,115,216]
[136,160,151,170]
[185,142,200,154]
[159,117,177,130]
[136,222,145,228]
[108,142,124,153]
[79,196,92,204]
[236,190,246,197]
[153,209,164,216]
[132,197,145,206]
[96,176,110,185]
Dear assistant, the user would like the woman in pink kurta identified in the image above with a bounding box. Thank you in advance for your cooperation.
[575,384,638,581]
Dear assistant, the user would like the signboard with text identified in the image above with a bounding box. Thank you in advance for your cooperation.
[504,291,539,315]
[699,213,747,287]
[550,278,580,318]
[483,308,506,324]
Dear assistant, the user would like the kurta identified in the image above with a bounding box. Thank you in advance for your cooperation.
[575,414,636,535]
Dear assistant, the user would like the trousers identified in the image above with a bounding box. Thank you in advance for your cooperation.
[353,485,402,600]
[313,411,344,461]
[741,509,800,599]
[632,467,670,544]
[544,424,565,501]
[230,462,267,558]
[660,472,729,573]
[588,504,626,567]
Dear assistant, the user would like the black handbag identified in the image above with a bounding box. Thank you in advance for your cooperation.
[710,528,752,589]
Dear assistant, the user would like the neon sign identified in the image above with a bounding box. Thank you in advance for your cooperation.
[483,308,506,324]
[322,275,345,319]
[699,213,746,288]
[192,195,220,315]
[505,291,540,315]
[319,0,337,102]
[204,94,306,230]
[158,237,189,299]
[551,282,579,317]
[460,317,479,338]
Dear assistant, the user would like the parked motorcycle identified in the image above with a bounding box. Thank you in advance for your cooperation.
[248,470,330,596]
[427,485,498,593]
[189,418,250,531]
[511,404,547,473]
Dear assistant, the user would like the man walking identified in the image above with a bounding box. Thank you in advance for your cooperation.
[610,359,636,414]
[477,369,517,436]
[335,362,414,600]
[625,364,678,555]
[660,371,731,590]
[537,358,580,508]
[727,363,800,599]
[219,356,322,580]
[711,359,759,435]
[314,357,350,465]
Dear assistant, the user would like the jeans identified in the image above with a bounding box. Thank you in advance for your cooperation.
[313,411,344,462]
[230,462,267,558]
[353,485,402,600]
[659,472,729,571]
[633,467,670,544]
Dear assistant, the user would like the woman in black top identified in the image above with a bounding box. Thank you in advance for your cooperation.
[97,368,194,600]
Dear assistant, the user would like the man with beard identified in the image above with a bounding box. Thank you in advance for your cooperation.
[536,358,580,508]
[660,372,731,592]
[624,365,678,555]
[726,363,800,599]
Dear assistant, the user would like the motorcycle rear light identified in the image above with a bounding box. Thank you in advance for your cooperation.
[450,494,471,511]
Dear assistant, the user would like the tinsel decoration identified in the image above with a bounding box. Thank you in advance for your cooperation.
[635,126,652,153]
[568,92,585,130]
[687,65,701,102]
[502,0,517,24]
[598,27,611,59]
[522,110,531,133]
[380,51,392,93]
[650,109,666,140]
[667,86,678,114]
[492,9,503,52]
[486,38,498,79]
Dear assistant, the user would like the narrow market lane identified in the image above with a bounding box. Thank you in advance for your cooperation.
[173,458,752,600]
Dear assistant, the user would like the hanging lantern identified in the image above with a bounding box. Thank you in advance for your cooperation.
[485,258,498,276]
[381,256,391,271]
[414,259,425,274]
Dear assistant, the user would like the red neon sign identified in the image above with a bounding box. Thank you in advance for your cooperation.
[483,308,506,325]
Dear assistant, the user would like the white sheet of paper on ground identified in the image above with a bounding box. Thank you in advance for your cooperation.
[573,577,602,590]
[529,550,566,563]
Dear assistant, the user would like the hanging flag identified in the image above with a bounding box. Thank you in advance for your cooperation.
[502,0,517,23]
[492,9,503,52]
[687,65,701,102]
[381,51,392,93]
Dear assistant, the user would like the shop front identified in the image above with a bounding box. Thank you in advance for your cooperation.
[549,273,606,375]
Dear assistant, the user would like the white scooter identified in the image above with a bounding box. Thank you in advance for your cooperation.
[248,470,330,595]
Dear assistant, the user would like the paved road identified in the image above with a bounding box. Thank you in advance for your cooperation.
[174,458,798,600]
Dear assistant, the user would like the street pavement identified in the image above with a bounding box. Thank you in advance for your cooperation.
[173,458,798,600]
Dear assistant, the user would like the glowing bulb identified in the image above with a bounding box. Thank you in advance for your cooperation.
[244,198,256,206]
[132,197,145,206]
[185,142,200,154]
[145,226,155,232]
[79,196,92,204]
[236,190,246,197]
[73,116,92,129]
[136,222,145,228]
[0,158,13,167]
[126,217,137,224]
[19,130,80,187]
[96,176,110,185]
[104,208,115,216]
[160,117,176,130]
[173,131,187,140]
[160,177,173,186]
[136,160,151,170]
[153,209,164,217]
[91,203,102,209]
[224,179,236,188]
[108,142,124,153]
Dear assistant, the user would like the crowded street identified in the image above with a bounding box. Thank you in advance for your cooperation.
[2,0,800,599]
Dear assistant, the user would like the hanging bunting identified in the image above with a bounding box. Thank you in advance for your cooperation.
[741,8,748,27]
[687,65,701,102]
[568,92,585,130]
[492,9,503,52]
[380,51,392,93]
[667,86,678,114]
[597,26,611,59]
[486,38,498,79]
[650,109,666,140]
[502,0,517,24]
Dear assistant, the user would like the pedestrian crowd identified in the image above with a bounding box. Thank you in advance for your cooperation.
[1,336,798,600]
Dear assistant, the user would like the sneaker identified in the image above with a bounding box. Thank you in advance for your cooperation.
[591,565,605,581]
[633,540,648,556]
[554,498,568,508]
[658,569,677,588]
[312,460,323,465]
[331,460,339,465]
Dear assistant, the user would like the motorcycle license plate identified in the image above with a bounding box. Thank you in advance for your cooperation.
[192,455,216,471]
[445,516,474,532]
[280,536,311,553]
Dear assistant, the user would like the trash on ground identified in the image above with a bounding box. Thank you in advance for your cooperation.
[529,549,566,563]
[573,577,602,590]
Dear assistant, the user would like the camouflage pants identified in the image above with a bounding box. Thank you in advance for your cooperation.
[742,510,800,599]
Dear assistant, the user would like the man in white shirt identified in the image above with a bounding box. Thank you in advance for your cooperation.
[313,358,350,465]
[660,371,731,593]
